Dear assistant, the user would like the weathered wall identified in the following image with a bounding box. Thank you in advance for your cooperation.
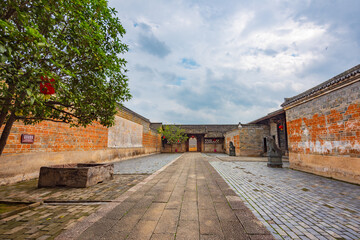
[0,107,161,185]
[286,80,360,184]
[239,125,269,157]
[270,122,278,145]
[204,139,224,153]
[2,121,108,155]
[162,143,186,153]
[225,129,240,155]
[108,116,143,148]
[225,125,269,156]
[143,129,162,152]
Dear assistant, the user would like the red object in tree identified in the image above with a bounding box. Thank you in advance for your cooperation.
[279,125,284,130]
[40,76,55,95]
[177,140,180,143]
[162,136,165,139]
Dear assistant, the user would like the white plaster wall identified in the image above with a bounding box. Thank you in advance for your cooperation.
[108,116,143,148]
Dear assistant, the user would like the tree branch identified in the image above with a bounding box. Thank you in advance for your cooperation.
[15,116,70,123]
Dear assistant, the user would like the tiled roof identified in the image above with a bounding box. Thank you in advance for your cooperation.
[281,64,360,107]
[247,109,285,124]
[118,104,150,122]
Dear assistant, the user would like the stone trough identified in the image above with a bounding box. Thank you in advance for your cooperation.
[38,163,114,188]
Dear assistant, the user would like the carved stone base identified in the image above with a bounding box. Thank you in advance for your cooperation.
[38,163,114,188]
[267,157,283,168]
[267,162,283,168]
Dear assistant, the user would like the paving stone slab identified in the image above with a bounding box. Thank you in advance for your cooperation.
[210,157,360,240]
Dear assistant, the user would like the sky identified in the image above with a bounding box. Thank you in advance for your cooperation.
[108,0,360,124]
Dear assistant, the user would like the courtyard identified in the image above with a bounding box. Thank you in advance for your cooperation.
[207,154,360,240]
[0,153,359,239]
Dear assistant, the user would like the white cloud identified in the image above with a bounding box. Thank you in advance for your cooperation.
[108,0,360,124]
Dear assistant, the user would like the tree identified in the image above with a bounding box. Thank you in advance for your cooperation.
[158,125,188,152]
[0,0,131,155]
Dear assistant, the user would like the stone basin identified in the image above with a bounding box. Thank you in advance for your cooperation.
[38,163,114,188]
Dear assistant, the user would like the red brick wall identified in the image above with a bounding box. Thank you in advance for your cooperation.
[143,130,161,149]
[287,103,360,156]
[286,82,360,158]
[1,106,161,156]
[285,80,360,184]
[2,121,108,155]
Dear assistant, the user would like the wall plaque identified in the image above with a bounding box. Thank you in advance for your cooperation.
[21,134,35,144]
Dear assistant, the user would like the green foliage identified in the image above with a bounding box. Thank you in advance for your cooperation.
[158,125,188,144]
[0,0,131,128]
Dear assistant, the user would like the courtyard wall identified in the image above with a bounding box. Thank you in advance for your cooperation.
[0,106,161,185]
[283,65,360,184]
[225,124,269,156]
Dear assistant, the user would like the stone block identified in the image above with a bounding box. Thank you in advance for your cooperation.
[38,163,114,188]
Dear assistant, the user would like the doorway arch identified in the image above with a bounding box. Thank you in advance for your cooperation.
[189,137,197,152]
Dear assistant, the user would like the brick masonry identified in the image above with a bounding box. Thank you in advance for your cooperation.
[225,125,269,157]
[0,107,161,185]
[285,79,360,184]
[3,121,108,155]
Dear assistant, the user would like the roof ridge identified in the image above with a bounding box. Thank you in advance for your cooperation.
[281,64,360,107]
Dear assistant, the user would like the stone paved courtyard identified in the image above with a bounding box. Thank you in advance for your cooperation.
[208,154,360,240]
[1,153,359,239]
[114,153,182,174]
[0,154,180,239]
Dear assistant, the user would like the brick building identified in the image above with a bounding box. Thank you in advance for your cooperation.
[0,106,161,185]
[159,124,238,153]
[248,109,288,155]
[282,65,360,184]
[224,123,269,157]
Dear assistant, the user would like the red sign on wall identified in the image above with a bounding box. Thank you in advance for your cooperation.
[21,134,35,144]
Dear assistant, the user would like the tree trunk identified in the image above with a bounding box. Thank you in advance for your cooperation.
[0,106,10,129]
[0,84,15,129]
[0,112,16,156]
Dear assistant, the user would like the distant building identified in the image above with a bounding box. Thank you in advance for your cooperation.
[159,124,238,153]
[248,109,288,156]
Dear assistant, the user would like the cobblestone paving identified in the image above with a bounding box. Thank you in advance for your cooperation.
[0,153,180,239]
[205,153,271,162]
[0,175,147,202]
[114,153,182,174]
[73,152,273,240]
[0,204,99,239]
[210,160,360,240]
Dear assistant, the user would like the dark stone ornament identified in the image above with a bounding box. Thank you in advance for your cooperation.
[229,141,236,156]
[266,136,283,168]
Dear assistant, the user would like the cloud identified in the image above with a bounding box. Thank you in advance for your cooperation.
[180,58,200,69]
[134,22,171,58]
[108,0,360,124]
[138,34,171,58]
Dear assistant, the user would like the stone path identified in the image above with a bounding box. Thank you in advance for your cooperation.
[114,153,182,174]
[0,175,146,202]
[210,158,360,240]
[59,152,273,240]
[0,153,181,239]
[0,204,98,239]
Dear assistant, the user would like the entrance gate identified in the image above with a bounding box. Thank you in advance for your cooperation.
[189,137,197,152]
